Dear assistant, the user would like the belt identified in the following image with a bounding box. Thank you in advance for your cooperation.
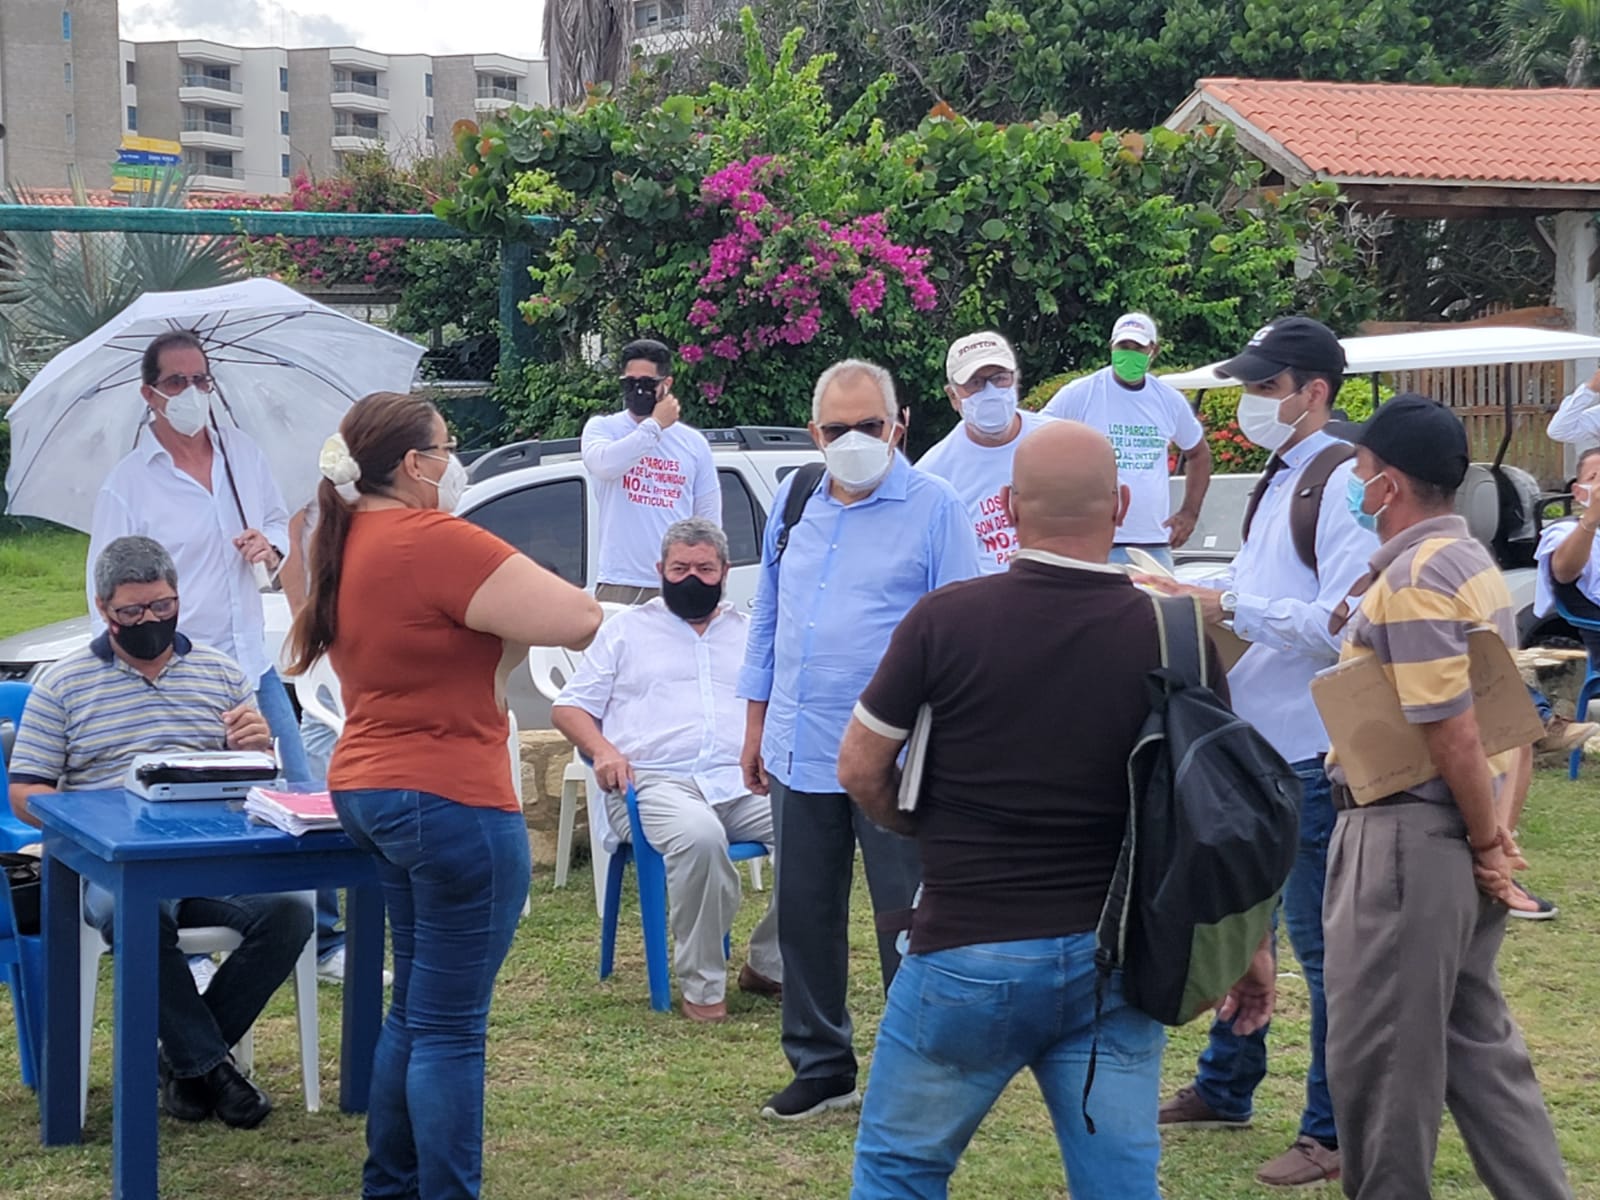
[1331,785,1430,813]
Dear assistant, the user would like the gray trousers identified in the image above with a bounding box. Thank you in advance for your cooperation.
[1324,802,1571,1200]
[770,779,921,1082]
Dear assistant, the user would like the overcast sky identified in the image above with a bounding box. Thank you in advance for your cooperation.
[120,0,546,58]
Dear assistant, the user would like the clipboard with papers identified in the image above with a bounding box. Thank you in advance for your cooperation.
[1310,628,1543,806]
[897,704,933,813]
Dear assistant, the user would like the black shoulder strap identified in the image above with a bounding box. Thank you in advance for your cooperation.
[1290,443,1357,576]
[1154,593,1207,690]
[774,462,825,564]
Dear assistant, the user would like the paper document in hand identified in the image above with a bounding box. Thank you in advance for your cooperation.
[1311,628,1543,806]
[1121,550,1249,672]
[898,704,933,812]
[243,787,342,835]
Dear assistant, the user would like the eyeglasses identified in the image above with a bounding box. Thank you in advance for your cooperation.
[110,596,178,624]
[420,441,459,453]
[817,419,888,444]
[954,370,1016,394]
[153,373,215,395]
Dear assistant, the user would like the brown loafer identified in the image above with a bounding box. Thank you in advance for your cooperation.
[1254,1136,1340,1187]
[681,998,727,1023]
[738,964,782,1000]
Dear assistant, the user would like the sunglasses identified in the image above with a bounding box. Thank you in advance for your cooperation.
[110,596,178,624]
[817,418,889,444]
[153,373,215,395]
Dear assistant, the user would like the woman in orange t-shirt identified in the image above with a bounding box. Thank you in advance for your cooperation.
[288,392,600,1200]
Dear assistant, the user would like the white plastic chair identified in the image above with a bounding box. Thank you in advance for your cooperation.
[78,891,321,1121]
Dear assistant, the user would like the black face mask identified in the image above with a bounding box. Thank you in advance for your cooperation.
[661,575,723,621]
[111,614,179,661]
[623,376,662,417]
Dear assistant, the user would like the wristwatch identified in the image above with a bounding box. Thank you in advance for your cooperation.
[1219,591,1238,616]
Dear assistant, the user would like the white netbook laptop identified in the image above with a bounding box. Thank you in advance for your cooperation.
[124,752,279,802]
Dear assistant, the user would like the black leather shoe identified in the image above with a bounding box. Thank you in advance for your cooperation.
[204,1058,272,1129]
[159,1059,213,1122]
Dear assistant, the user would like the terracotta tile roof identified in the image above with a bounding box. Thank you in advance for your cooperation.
[1181,78,1600,186]
[13,189,278,209]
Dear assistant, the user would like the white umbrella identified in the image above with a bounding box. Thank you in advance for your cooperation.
[4,278,425,531]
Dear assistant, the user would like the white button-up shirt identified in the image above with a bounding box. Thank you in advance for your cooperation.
[555,598,750,805]
[86,425,290,683]
[1546,384,1600,445]
[1216,429,1378,764]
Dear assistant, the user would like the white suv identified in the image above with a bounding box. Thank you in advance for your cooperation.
[0,426,824,729]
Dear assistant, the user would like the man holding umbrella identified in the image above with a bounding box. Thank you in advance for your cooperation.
[85,330,349,982]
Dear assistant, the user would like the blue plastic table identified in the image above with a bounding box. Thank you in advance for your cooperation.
[32,790,384,1200]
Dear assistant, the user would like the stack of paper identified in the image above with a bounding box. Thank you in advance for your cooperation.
[243,787,342,836]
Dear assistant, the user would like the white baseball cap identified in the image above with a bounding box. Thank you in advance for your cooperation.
[1110,312,1159,347]
[946,331,1018,385]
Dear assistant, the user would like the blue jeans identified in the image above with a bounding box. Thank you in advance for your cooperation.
[1528,683,1553,724]
[258,668,345,958]
[1192,756,1336,1144]
[83,885,311,1078]
[852,936,1165,1200]
[331,788,531,1200]
[1108,544,1174,570]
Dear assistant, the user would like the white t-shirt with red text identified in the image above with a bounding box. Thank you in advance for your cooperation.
[915,410,1052,575]
[1043,366,1204,545]
[581,410,722,587]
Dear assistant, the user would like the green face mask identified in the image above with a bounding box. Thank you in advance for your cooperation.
[1111,348,1151,384]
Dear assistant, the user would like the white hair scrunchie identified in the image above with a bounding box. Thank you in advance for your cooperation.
[319,433,362,504]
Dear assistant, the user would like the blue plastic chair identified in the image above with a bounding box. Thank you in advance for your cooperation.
[0,856,41,1091]
[1555,600,1600,780]
[0,682,44,850]
[598,782,770,1012]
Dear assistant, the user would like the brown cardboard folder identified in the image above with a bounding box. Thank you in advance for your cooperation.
[1311,629,1543,806]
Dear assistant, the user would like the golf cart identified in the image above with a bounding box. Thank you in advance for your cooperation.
[1159,326,1600,646]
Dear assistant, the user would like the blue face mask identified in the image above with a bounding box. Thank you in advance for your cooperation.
[1345,471,1387,533]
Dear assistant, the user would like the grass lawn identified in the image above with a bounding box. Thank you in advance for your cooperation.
[0,527,90,638]
[0,768,1595,1198]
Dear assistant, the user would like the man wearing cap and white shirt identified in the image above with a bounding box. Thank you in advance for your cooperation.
[1541,365,1600,446]
[582,338,722,604]
[1043,312,1210,568]
[916,332,1053,573]
[1141,317,1374,1188]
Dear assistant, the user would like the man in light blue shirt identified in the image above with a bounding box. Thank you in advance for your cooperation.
[1143,317,1373,1188]
[738,358,979,1122]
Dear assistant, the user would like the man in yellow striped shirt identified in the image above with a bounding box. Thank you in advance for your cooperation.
[1323,394,1569,1200]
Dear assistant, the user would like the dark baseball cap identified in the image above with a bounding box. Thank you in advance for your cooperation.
[1351,392,1470,489]
[1218,317,1347,384]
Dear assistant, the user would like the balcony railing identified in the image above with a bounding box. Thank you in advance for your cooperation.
[180,73,243,93]
[475,84,528,103]
[333,122,383,140]
[332,79,389,99]
[185,161,244,180]
[183,117,243,137]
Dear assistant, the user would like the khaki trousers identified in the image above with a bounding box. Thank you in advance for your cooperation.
[607,774,781,1005]
[1323,802,1571,1200]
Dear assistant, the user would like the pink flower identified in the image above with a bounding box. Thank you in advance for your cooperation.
[848,271,887,317]
[702,380,724,402]
[679,344,705,364]
[710,336,741,361]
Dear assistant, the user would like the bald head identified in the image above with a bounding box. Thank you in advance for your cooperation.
[1007,421,1126,558]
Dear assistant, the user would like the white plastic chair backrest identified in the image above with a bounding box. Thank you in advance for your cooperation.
[508,709,522,805]
[293,656,346,736]
[527,600,629,702]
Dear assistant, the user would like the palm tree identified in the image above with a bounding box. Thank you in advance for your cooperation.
[1497,0,1600,86]
[0,168,242,363]
[542,0,635,106]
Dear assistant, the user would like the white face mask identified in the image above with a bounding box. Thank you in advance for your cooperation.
[1576,483,1594,509]
[1237,389,1306,452]
[961,382,1019,436]
[824,429,894,492]
[161,386,210,438]
[420,452,469,512]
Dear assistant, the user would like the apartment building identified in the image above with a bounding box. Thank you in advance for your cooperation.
[0,0,123,190]
[0,1,548,195]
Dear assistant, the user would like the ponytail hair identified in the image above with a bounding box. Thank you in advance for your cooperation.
[287,391,441,674]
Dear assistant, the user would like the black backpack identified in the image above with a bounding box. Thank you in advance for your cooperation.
[1083,594,1301,1129]
[772,462,825,564]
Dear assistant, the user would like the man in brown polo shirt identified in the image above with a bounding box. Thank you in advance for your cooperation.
[836,421,1273,1199]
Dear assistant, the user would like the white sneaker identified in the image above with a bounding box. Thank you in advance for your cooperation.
[187,955,217,995]
[317,947,394,987]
